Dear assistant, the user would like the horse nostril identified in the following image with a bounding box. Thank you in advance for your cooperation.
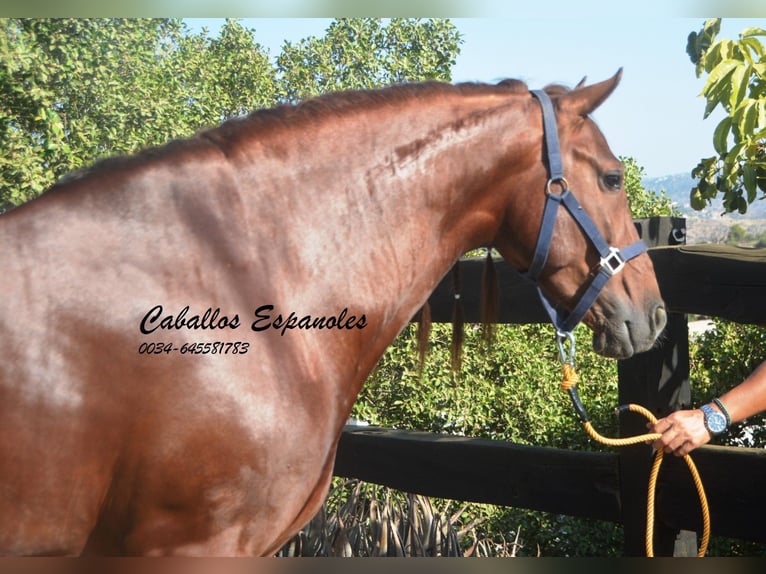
[653,304,667,335]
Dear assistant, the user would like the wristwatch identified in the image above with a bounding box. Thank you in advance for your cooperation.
[700,403,728,435]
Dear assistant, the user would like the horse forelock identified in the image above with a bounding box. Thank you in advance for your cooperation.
[542,83,572,97]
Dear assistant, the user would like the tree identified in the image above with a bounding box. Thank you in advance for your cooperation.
[0,18,276,212]
[727,223,748,244]
[686,18,766,214]
[622,156,680,218]
[275,18,461,102]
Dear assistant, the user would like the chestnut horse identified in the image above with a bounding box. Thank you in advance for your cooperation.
[0,71,666,555]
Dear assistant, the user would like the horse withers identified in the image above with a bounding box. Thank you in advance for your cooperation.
[0,71,665,555]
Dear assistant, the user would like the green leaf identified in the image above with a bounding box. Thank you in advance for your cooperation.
[736,100,758,142]
[739,37,765,60]
[757,167,766,193]
[701,58,739,99]
[690,187,708,210]
[728,63,749,110]
[688,19,721,75]
[700,59,742,117]
[740,27,766,38]
[743,163,757,202]
[737,195,748,214]
[703,39,734,73]
[686,30,701,67]
[690,21,766,217]
[702,78,730,118]
[713,116,732,155]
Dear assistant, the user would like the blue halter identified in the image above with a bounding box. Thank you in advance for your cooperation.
[524,89,647,337]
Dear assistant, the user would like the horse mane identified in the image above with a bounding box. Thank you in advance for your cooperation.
[199,79,531,150]
[416,248,499,374]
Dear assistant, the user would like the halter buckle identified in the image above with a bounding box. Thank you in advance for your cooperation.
[599,247,626,277]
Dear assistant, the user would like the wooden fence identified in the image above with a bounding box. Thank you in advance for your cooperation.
[332,217,766,556]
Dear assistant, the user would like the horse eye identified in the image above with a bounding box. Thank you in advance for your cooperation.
[603,172,623,191]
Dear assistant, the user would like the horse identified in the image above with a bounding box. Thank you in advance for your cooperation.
[0,70,666,556]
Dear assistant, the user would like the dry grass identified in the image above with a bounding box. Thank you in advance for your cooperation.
[276,479,526,557]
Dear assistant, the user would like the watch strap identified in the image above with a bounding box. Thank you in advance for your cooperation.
[712,397,731,427]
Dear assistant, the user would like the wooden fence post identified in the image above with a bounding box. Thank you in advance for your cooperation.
[617,217,692,556]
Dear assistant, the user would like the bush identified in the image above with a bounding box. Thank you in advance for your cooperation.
[355,321,620,449]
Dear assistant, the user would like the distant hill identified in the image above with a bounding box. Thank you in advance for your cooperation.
[642,173,766,244]
[642,173,766,220]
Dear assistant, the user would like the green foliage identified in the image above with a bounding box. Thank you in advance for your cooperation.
[356,322,620,448]
[480,508,623,557]
[275,18,461,102]
[724,222,766,246]
[1,18,461,214]
[687,18,766,214]
[279,479,467,557]
[622,156,680,218]
[0,18,277,212]
[728,223,748,244]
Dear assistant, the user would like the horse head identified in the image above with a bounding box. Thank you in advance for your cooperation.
[491,71,666,359]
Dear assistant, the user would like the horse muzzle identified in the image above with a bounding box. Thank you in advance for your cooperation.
[591,297,667,359]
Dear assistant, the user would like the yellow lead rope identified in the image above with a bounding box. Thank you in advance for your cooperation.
[560,364,710,557]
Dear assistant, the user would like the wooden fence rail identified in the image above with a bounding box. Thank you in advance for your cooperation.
[335,428,766,544]
[332,217,766,556]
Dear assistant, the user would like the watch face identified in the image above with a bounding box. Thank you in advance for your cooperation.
[703,405,727,434]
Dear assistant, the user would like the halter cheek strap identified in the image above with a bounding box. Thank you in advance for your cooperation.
[525,89,647,335]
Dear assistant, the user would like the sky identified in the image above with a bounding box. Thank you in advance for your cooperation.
[185,17,765,178]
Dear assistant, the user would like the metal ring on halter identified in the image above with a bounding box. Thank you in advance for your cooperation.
[545,177,569,196]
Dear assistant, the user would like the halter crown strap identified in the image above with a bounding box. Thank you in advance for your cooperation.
[526,89,647,335]
[532,89,564,182]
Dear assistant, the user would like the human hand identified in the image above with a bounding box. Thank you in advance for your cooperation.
[647,409,713,457]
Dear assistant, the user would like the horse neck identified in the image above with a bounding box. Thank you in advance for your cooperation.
[242,91,535,372]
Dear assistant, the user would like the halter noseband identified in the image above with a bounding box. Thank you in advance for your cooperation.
[523,89,647,336]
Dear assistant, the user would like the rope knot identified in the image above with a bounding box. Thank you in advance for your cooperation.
[560,364,579,391]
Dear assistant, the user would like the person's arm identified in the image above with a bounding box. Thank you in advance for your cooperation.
[649,360,766,457]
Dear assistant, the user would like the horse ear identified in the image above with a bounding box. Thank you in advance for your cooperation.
[560,68,622,116]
